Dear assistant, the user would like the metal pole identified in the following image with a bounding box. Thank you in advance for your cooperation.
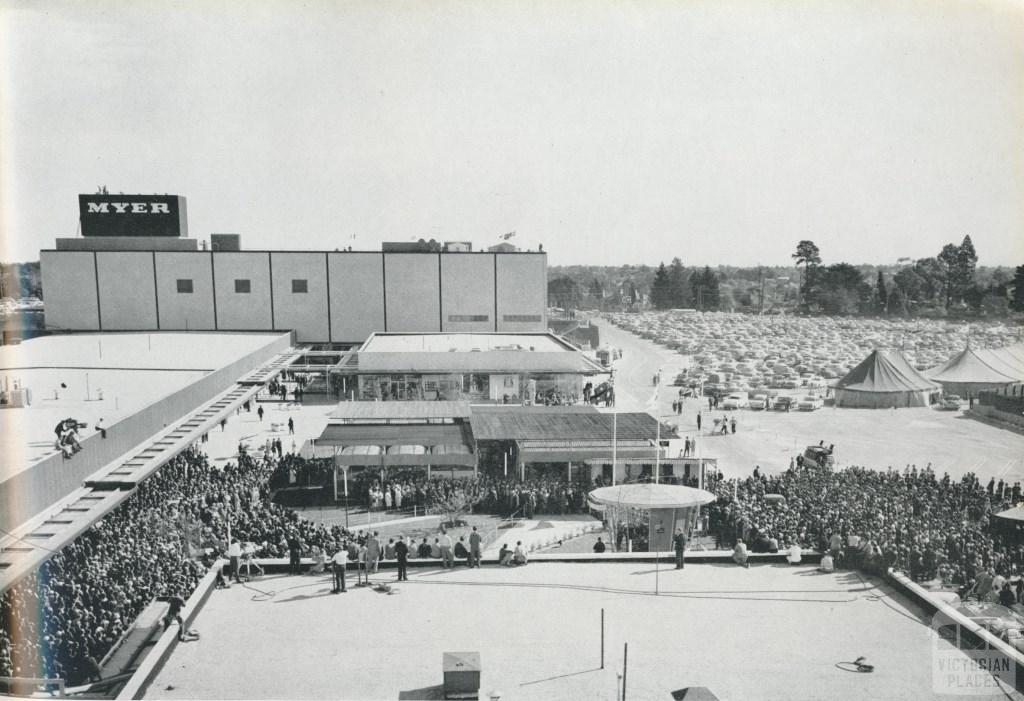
[622,643,628,701]
[611,410,617,485]
[601,608,605,669]
[655,511,659,596]
[344,467,350,530]
[504,452,508,477]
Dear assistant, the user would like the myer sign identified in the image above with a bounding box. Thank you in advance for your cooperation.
[78,194,187,237]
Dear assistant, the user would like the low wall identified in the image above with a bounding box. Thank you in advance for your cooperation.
[116,560,225,701]
[887,570,1024,688]
[972,404,1024,430]
[0,332,293,532]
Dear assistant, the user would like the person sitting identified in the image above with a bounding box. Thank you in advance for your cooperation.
[732,540,749,568]
[499,543,514,566]
[385,538,396,560]
[786,542,802,565]
[819,553,835,573]
[430,538,442,559]
[418,538,432,558]
[513,541,528,566]
[593,537,606,553]
[454,537,469,563]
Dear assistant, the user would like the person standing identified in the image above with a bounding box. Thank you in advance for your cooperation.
[696,411,702,432]
[331,546,348,593]
[257,405,264,422]
[366,532,381,574]
[469,526,482,568]
[683,437,691,458]
[287,531,303,575]
[395,535,409,581]
[674,528,688,569]
[440,531,455,568]
[288,417,295,435]
[228,539,242,582]
[730,416,737,434]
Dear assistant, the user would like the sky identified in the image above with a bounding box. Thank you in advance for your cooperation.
[1,0,1023,267]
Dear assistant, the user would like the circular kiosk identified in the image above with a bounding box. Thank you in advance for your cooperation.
[588,483,716,552]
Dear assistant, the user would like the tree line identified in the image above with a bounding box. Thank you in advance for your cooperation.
[549,238,1023,318]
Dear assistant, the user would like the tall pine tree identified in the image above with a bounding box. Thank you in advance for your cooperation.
[650,263,671,309]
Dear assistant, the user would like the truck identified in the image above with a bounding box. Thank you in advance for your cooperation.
[801,444,835,469]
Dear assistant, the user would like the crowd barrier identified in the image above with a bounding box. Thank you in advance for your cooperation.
[0,332,292,532]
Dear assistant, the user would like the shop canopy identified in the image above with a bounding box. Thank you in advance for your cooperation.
[588,483,717,509]
[316,422,476,467]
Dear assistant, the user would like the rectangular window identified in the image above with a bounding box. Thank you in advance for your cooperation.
[503,314,542,322]
[292,279,308,293]
[447,314,489,322]
[234,279,251,293]
[176,279,193,293]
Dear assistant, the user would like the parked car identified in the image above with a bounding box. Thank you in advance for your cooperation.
[937,395,963,411]
[773,396,795,411]
[798,395,824,411]
[748,393,770,410]
[721,392,749,410]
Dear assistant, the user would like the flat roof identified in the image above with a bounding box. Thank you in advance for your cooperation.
[470,406,677,442]
[360,332,569,354]
[328,400,472,420]
[0,332,285,479]
[148,563,969,700]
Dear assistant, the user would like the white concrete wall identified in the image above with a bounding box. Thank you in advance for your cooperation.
[384,253,441,333]
[211,252,273,331]
[496,254,547,332]
[270,252,329,342]
[154,252,215,330]
[96,252,158,330]
[328,253,385,343]
[441,254,496,332]
[40,251,100,330]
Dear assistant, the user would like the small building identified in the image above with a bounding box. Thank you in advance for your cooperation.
[330,332,606,404]
[313,402,712,493]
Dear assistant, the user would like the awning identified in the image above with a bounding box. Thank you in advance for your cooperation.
[516,438,657,463]
[335,444,383,466]
[589,484,717,509]
[317,423,473,448]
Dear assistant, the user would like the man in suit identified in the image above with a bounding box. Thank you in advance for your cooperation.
[468,526,482,568]
[394,535,409,581]
[674,528,688,569]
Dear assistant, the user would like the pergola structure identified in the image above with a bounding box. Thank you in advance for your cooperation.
[314,401,477,500]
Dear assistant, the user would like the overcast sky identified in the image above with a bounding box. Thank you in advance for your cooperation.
[2,0,1022,267]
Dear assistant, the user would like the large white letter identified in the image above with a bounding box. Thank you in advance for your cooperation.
[149,202,170,214]
[111,202,129,213]
[87,202,109,213]
[131,202,148,213]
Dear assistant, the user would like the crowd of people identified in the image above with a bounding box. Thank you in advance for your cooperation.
[12,422,1024,685]
[707,460,1024,597]
[352,471,595,518]
[0,447,363,684]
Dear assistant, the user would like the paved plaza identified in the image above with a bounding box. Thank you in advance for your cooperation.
[146,562,1023,701]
